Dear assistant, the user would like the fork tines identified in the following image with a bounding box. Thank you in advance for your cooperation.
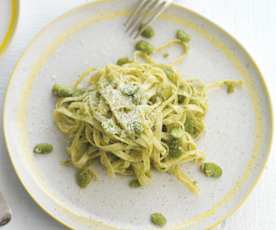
[125,0,170,39]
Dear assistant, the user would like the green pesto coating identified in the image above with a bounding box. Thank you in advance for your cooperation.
[184,117,197,137]
[72,88,85,97]
[163,53,169,58]
[168,138,183,158]
[132,94,141,105]
[129,121,144,135]
[223,81,242,94]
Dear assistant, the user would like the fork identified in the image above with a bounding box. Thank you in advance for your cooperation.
[125,0,174,39]
[0,192,11,227]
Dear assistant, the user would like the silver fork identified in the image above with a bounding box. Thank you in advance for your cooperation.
[0,192,11,227]
[125,0,174,39]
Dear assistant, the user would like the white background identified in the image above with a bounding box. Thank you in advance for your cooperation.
[0,0,275,229]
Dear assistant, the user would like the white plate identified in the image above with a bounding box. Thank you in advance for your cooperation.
[3,0,273,229]
[0,0,19,54]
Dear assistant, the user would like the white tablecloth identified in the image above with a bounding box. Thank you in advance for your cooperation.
[0,0,275,229]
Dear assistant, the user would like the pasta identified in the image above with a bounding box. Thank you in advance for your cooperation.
[52,35,242,192]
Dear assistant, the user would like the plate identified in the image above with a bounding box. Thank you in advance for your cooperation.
[0,0,19,54]
[3,0,273,229]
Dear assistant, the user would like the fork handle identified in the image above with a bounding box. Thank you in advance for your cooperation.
[0,193,11,227]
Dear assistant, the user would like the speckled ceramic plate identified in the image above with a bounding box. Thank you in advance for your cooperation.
[3,0,273,229]
[0,0,19,54]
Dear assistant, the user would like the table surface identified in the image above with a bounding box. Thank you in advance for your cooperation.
[0,0,275,229]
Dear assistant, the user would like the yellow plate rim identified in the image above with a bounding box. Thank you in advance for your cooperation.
[0,0,19,54]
